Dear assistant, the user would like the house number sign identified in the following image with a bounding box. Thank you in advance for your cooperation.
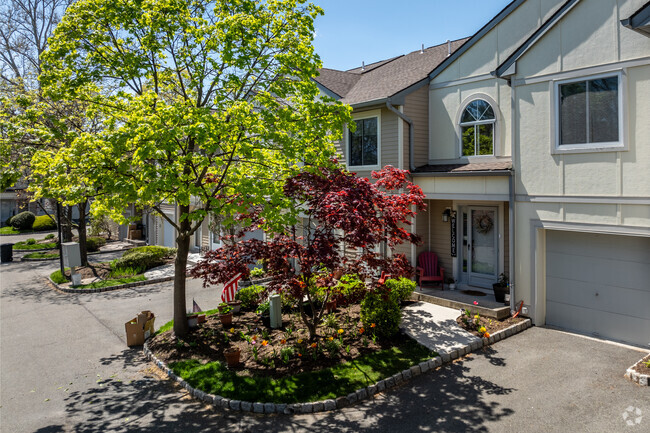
[450,214,457,257]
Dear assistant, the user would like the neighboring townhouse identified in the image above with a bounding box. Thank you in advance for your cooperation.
[313,38,468,266]
[490,0,650,347]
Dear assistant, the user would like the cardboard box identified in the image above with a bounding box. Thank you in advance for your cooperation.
[125,311,156,346]
[125,318,144,346]
[128,229,142,240]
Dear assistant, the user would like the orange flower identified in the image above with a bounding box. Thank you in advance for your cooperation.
[328,336,334,341]
[261,340,268,346]
[484,332,490,338]
[310,342,317,348]
[297,353,302,357]
[370,323,376,328]
[280,339,286,344]
[359,328,364,334]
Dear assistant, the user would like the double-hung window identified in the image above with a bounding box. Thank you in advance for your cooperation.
[555,73,623,152]
[349,112,379,168]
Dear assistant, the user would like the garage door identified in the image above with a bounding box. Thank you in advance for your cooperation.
[546,231,650,348]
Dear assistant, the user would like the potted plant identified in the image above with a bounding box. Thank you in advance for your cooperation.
[492,273,509,303]
[445,277,457,290]
[223,347,241,367]
[227,299,242,314]
[188,315,199,328]
[256,301,270,327]
[218,302,233,326]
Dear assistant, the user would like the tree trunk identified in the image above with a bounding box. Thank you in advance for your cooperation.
[77,201,88,266]
[61,206,73,242]
[172,204,192,338]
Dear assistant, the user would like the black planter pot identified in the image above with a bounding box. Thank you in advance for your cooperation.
[492,284,508,303]
[260,313,271,328]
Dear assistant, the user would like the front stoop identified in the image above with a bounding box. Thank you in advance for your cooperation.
[143,318,533,414]
[411,292,511,320]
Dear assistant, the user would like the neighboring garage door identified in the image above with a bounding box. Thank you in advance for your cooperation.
[545,231,650,348]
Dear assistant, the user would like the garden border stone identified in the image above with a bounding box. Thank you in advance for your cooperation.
[624,356,650,386]
[142,317,532,414]
[48,274,174,294]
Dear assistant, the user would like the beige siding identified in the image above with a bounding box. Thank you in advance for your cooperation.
[403,86,429,169]
[415,200,453,276]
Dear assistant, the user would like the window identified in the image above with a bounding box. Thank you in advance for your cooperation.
[349,116,378,167]
[555,73,622,151]
[460,99,495,156]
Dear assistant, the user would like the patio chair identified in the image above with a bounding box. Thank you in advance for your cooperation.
[416,252,445,290]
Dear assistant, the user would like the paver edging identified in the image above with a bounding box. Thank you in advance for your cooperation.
[625,355,650,386]
[21,247,133,261]
[48,275,174,293]
[143,317,532,414]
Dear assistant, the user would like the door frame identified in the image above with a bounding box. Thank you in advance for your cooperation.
[467,206,499,288]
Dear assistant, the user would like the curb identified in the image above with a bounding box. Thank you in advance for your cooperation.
[48,275,174,294]
[625,356,650,386]
[144,317,532,414]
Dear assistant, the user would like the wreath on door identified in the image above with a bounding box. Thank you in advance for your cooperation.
[473,211,494,234]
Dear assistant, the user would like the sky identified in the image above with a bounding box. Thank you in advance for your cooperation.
[313,0,513,71]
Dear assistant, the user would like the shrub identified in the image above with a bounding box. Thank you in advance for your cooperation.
[4,216,13,227]
[249,267,265,278]
[235,284,265,310]
[112,245,176,271]
[85,236,107,252]
[333,273,366,305]
[385,277,416,303]
[360,290,401,338]
[26,238,36,245]
[32,215,57,231]
[45,233,55,239]
[10,211,35,230]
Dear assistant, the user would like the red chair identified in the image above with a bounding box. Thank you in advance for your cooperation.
[417,252,445,290]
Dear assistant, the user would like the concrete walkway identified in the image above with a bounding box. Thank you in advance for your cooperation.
[401,302,482,353]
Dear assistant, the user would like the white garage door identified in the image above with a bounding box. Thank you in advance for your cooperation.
[546,231,650,348]
[163,215,175,248]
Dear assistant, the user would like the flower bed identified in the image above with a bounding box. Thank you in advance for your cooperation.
[148,303,434,403]
[456,302,527,338]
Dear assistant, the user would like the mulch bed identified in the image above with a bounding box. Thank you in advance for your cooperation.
[456,311,526,338]
[61,257,174,280]
[148,304,400,379]
[631,354,650,376]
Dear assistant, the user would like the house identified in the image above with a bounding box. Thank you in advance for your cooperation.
[318,0,650,348]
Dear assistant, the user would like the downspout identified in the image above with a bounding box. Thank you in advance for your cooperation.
[507,76,516,315]
[386,100,416,172]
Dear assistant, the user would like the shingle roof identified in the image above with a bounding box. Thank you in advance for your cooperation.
[412,161,513,174]
[314,38,469,106]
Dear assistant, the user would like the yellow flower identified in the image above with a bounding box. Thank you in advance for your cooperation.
[229,328,235,333]
[337,329,344,334]
[297,339,303,344]
[261,340,268,346]
[474,315,479,319]
[328,336,334,341]
[479,326,486,334]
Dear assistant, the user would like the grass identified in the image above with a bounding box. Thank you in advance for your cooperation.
[13,241,57,250]
[156,308,222,335]
[0,226,20,235]
[50,268,70,284]
[81,275,146,289]
[169,338,436,403]
[24,251,60,259]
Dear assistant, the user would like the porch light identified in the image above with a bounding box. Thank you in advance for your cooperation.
[442,208,451,222]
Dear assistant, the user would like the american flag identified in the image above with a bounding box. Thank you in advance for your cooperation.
[192,299,202,313]
[221,273,242,303]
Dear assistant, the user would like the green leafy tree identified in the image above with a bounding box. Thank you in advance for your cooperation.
[39,0,351,337]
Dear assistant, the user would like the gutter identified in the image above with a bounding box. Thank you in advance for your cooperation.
[386,100,416,172]
[410,170,511,177]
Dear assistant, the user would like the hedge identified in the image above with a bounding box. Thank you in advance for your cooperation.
[112,246,176,271]
[32,215,57,231]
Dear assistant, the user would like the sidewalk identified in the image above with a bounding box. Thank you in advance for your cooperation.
[400,302,482,353]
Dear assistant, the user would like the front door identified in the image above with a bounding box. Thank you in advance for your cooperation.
[468,207,498,288]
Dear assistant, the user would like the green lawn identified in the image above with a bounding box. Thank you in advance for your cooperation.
[81,275,146,289]
[156,308,222,335]
[169,338,435,403]
[23,251,60,259]
[13,241,57,250]
[0,227,20,235]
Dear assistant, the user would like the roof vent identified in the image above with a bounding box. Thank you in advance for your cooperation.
[420,43,424,54]
[361,61,365,71]
[447,40,451,57]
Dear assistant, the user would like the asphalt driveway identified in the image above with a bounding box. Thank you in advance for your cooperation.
[1,256,648,432]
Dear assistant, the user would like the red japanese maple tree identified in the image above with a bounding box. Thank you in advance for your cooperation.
[190,163,425,339]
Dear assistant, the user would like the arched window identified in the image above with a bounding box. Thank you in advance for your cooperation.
[460,99,495,156]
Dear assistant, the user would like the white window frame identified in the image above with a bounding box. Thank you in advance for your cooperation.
[457,94,499,159]
[552,71,626,154]
[345,109,381,171]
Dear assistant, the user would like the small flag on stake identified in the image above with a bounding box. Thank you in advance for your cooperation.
[221,273,242,303]
[192,299,202,313]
